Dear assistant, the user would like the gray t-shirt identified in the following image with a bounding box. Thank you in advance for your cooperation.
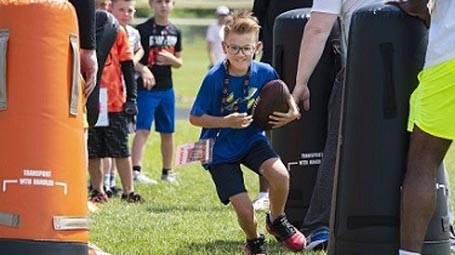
[125,25,141,53]
[311,0,386,64]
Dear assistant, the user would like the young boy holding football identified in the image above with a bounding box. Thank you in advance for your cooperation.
[189,10,303,255]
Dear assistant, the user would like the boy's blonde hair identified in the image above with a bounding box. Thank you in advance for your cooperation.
[111,0,135,3]
[224,10,261,40]
[96,0,111,10]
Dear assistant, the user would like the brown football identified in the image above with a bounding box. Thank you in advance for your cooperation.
[252,79,290,130]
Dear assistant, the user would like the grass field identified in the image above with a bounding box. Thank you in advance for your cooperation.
[172,36,207,108]
[88,35,455,254]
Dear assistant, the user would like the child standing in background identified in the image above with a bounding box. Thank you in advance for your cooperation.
[88,10,142,203]
[104,0,158,191]
[206,5,229,69]
[131,0,183,185]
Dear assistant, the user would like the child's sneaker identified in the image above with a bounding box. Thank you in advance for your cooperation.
[161,170,178,185]
[89,190,108,203]
[265,213,306,252]
[121,192,144,203]
[133,170,157,185]
[105,186,122,198]
[252,195,269,211]
[243,234,267,255]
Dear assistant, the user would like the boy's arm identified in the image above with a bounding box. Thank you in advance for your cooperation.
[133,46,144,66]
[135,62,156,89]
[155,51,183,68]
[189,112,252,129]
[121,60,137,114]
[172,52,183,68]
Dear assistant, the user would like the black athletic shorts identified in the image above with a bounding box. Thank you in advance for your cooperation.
[88,112,130,159]
[208,140,278,205]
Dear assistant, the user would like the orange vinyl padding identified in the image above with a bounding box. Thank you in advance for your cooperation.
[0,0,88,242]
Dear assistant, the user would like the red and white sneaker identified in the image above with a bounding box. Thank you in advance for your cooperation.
[266,213,306,252]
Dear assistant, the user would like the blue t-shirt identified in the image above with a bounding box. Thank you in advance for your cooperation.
[190,61,279,167]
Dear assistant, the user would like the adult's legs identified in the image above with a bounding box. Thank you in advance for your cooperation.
[301,69,344,233]
[400,126,452,252]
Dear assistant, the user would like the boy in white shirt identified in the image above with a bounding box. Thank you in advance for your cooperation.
[206,6,229,68]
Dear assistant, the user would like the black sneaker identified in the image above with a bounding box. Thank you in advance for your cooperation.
[121,192,144,203]
[265,213,306,252]
[106,186,122,198]
[244,234,267,255]
[89,189,108,203]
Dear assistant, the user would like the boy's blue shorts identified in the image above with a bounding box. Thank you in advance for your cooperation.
[136,88,175,133]
[208,140,278,205]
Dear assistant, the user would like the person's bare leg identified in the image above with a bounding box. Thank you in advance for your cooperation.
[102,157,112,187]
[230,192,261,240]
[260,131,271,194]
[131,130,151,167]
[401,126,452,252]
[260,157,289,217]
[161,133,174,169]
[115,157,134,194]
[88,158,104,192]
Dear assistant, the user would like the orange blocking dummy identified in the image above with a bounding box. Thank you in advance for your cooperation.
[0,0,88,254]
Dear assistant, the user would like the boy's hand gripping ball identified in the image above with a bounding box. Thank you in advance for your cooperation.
[252,79,291,130]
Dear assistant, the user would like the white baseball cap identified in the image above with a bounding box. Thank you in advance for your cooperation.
[216,6,229,16]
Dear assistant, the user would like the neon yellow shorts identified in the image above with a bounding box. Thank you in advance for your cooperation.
[408,57,455,140]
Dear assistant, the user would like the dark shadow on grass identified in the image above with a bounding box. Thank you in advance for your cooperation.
[175,239,298,254]
[144,204,225,213]
[178,240,243,254]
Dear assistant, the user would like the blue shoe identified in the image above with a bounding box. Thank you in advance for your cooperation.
[305,228,329,251]
[450,226,455,252]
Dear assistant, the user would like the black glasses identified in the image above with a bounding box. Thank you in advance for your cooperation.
[225,44,255,56]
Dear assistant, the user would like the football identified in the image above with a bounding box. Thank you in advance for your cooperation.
[252,79,291,130]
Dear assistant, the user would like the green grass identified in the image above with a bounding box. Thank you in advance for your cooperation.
[90,120,325,255]
[173,35,207,109]
[445,145,455,208]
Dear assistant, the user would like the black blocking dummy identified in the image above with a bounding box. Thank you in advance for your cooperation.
[272,8,341,228]
[86,10,119,127]
[328,4,450,255]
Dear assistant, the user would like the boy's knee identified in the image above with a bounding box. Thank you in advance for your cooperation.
[235,202,255,219]
[275,168,289,183]
[136,130,150,137]
[264,167,289,186]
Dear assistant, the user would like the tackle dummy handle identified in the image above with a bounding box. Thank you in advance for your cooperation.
[0,29,9,111]
[69,34,80,116]
[380,43,397,119]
